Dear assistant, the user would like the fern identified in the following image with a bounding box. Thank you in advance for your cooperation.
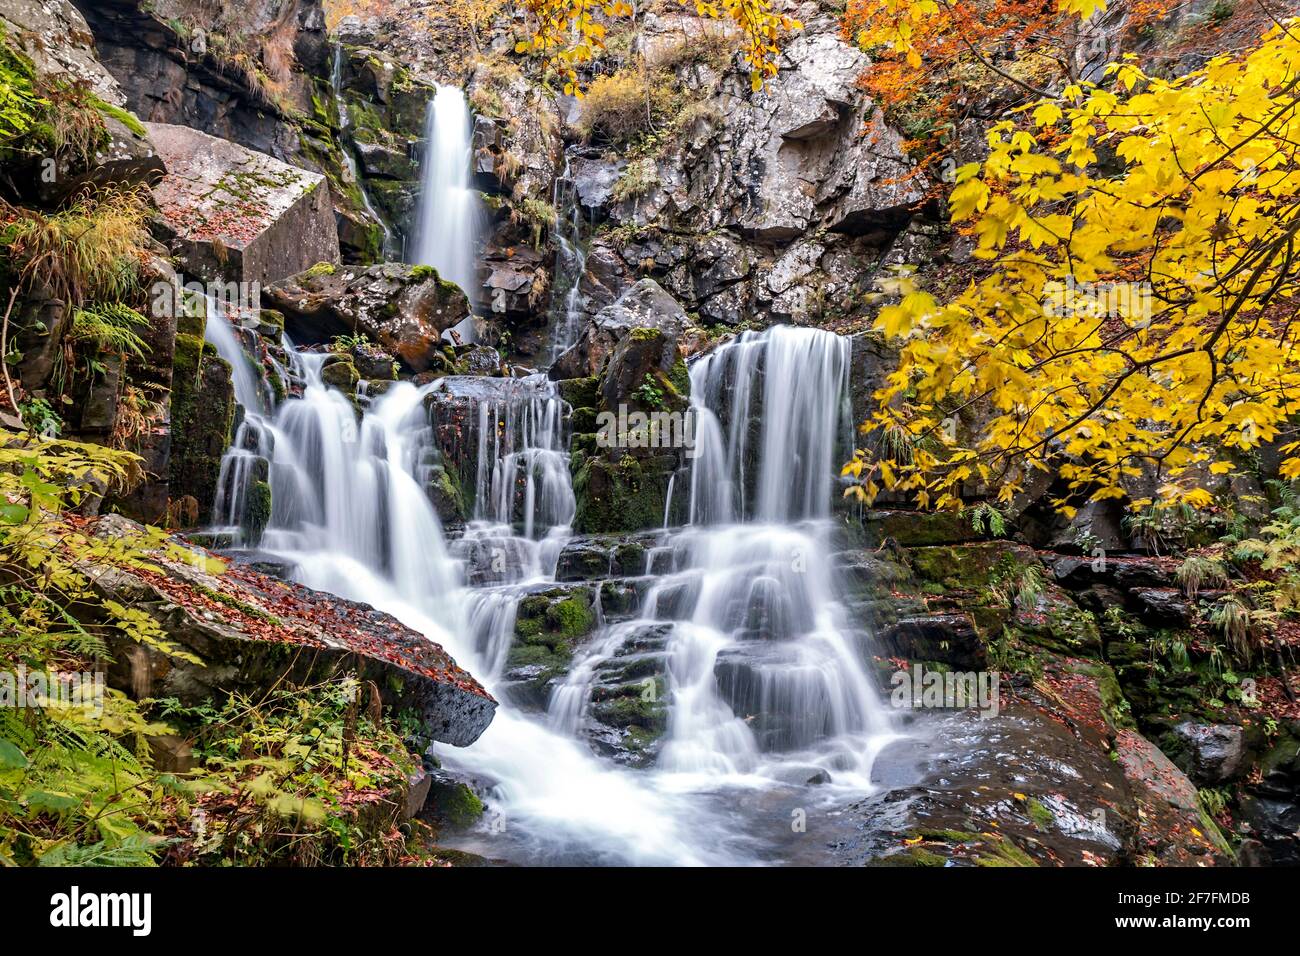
[69,303,150,360]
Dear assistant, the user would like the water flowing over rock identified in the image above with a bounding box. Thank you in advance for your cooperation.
[412,86,483,305]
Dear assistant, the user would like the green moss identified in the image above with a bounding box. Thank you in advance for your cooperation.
[558,376,601,410]
[320,356,359,392]
[245,480,272,545]
[573,456,677,533]
[409,264,438,281]
[549,595,594,637]
[90,96,147,138]
[304,261,337,278]
[430,780,484,830]
[1025,798,1055,829]
[167,334,235,519]
[667,358,690,397]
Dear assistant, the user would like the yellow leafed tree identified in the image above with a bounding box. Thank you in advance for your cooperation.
[846,18,1300,519]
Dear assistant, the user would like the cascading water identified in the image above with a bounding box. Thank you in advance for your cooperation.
[207,311,898,862]
[547,327,893,790]
[206,62,899,864]
[548,152,589,359]
[412,85,481,305]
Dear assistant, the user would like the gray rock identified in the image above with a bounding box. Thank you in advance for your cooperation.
[1173,722,1248,784]
[551,279,688,380]
[266,263,470,372]
[148,123,339,287]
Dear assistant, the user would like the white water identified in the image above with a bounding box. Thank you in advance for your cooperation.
[548,153,588,359]
[412,85,481,304]
[204,71,895,864]
[207,307,895,862]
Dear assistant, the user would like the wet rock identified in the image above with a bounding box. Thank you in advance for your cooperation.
[555,535,654,581]
[1171,722,1248,784]
[455,344,502,376]
[1132,588,1195,627]
[571,154,626,217]
[167,335,235,521]
[551,278,689,381]
[147,123,339,286]
[87,516,496,748]
[266,263,470,372]
[424,770,485,829]
[847,657,1229,867]
[881,614,985,669]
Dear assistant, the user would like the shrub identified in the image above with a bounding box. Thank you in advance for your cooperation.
[575,69,655,146]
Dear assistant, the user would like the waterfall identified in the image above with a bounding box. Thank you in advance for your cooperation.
[548,152,589,359]
[546,326,892,787]
[207,315,896,862]
[412,85,480,305]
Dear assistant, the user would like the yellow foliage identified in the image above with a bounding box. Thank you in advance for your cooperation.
[852,20,1300,515]
[515,0,797,92]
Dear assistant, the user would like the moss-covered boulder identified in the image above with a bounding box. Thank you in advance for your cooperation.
[573,455,681,534]
[167,335,235,523]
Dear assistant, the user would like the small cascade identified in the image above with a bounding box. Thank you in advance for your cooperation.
[412,85,481,304]
[331,44,398,260]
[206,299,274,545]
[548,152,589,359]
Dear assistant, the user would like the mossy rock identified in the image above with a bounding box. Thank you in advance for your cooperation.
[859,510,983,548]
[167,334,235,521]
[557,376,600,409]
[321,356,360,392]
[573,455,679,533]
[512,587,598,661]
[427,777,484,830]
[907,541,1037,590]
[244,480,272,546]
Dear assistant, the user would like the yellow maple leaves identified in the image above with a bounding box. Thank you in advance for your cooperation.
[855,19,1300,516]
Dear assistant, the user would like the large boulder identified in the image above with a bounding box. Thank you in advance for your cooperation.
[147,123,339,286]
[75,0,381,262]
[89,515,496,748]
[266,263,470,372]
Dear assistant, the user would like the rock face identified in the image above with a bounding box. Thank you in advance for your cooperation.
[845,658,1230,867]
[90,516,496,748]
[1172,722,1248,785]
[0,0,164,205]
[565,15,925,332]
[75,0,377,261]
[265,263,470,371]
[148,123,339,286]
